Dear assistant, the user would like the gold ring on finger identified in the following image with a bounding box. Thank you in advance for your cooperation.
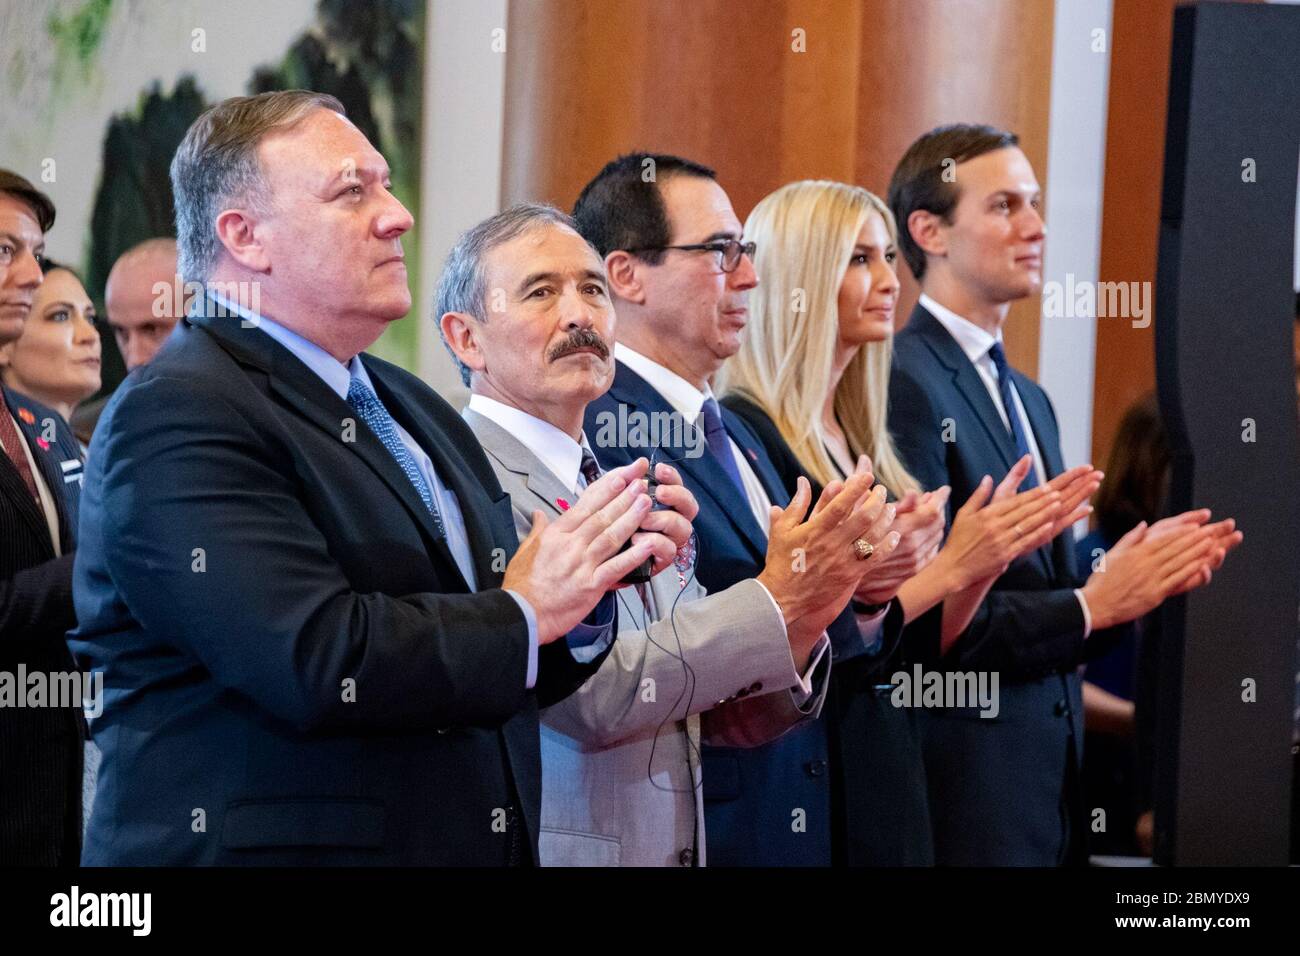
[853,538,875,561]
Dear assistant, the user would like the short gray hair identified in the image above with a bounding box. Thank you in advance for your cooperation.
[170,90,345,284]
[434,202,590,387]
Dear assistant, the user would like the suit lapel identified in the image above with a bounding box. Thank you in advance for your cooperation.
[22,417,73,553]
[912,306,1019,473]
[369,365,510,591]
[609,363,770,562]
[1013,375,1073,579]
[911,307,1058,578]
[463,408,574,520]
[722,407,790,507]
[0,388,58,545]
[191,312,466,586]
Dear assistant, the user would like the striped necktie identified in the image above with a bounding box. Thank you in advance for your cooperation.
[0,407,40,504]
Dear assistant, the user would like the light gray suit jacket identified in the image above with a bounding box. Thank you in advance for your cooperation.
[464,407,828,866]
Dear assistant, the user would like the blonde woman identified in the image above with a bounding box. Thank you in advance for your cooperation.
[721,180,1097,641]
[718,180,1099,864]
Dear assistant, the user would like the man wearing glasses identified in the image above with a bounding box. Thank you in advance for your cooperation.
[575,154,908,865]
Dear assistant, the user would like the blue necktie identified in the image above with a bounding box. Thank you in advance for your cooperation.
[347,377,446,537]
[987,342,1039,491]
[699,397,746,495]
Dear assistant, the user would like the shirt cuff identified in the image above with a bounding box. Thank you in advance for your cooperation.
[853,601,891,656]
[749,577,789,640]
[564,592,617,664]
[789,632,831,707]
[1074,588,1093,640]
[504,589,540,689]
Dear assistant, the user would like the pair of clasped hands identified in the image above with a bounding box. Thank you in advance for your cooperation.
[503,454,1242,659]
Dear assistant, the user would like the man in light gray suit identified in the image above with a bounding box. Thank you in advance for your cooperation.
[437,203,898,866]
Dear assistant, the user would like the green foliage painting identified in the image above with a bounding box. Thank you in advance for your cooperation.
[74,0,425,393]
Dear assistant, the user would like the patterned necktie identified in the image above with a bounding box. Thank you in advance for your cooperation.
[987,342,1039,491]
[579,448,602,488]
[699,397,746,495]
[346,378,446,538]
[0,407,40,504]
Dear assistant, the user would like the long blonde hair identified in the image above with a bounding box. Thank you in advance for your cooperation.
[719,180,920,495]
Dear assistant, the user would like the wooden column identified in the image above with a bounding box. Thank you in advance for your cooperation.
[502,0,1055,371]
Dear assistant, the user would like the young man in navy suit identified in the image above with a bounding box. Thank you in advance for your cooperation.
[69,92,683,866]
[886,123,1241,865]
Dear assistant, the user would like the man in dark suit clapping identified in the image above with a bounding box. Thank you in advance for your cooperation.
[885,124,1241,865]
[70,91,667,866]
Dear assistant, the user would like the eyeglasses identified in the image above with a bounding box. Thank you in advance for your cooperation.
[629,238,757,273]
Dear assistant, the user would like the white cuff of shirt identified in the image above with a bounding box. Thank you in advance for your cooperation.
[790,633,831,707]
[1074,588,1093,640]
[504,589,540,689]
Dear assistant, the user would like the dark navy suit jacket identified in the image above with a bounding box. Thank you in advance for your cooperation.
[889,304,1127,865]
[585,359,901,866]
[69,310,604,865]
[0,389,84,864]
[723,393,934,866]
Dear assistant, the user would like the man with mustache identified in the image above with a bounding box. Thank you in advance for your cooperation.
[443,202,893,865]
[0,169,86,865]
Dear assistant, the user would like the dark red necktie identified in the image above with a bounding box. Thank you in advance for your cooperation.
[0,408,41,504]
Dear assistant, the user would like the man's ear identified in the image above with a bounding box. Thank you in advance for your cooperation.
[907,209,948,261]
[439,311,486,379]
[604,250,646,305]
[214,208,271,273]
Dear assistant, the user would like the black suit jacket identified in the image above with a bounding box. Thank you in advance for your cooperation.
[0,389,84,865]
[585,360,901,865]
[69,310,604,865]
[889,304,1127,865]
[722,394,934,866]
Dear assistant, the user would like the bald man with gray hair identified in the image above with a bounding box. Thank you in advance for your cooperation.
[105,237,183,373]
[71,238,185,443]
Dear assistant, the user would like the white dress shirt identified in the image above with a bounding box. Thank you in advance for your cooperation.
[919,294,1093,636]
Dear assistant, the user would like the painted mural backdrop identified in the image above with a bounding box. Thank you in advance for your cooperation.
[1,0,425,392]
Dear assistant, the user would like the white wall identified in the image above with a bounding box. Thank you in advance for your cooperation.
[1037,0,1113,471]
[416,0,510,405]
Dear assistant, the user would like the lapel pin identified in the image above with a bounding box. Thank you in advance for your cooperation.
[18,407,36,425]
[555,497,570,512]
[36,437,50,451]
